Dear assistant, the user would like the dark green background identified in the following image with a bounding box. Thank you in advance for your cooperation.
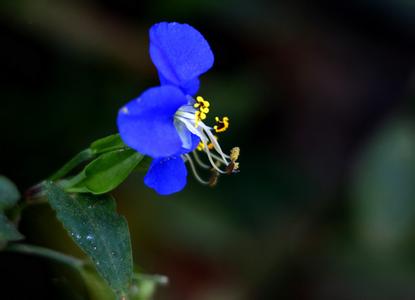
[1,0,415,299]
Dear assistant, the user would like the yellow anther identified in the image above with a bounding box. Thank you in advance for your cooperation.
[194,96,211,127]
[197,137,216,151]
[197,141,205,151]
[201,107,210,114]
[230,147,240,162]
[226,147,240,174]
[195,111,206,120]
[208,136,217,150]
[213,116,229,133]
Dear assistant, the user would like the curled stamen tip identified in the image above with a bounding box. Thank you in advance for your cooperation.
[214,116,230,133]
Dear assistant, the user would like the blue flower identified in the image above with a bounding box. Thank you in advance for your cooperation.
[117,22,239,195]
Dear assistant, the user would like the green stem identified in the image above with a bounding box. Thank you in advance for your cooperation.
[10,194,48,225]
[6,243,84,269]
[49,149,94,181]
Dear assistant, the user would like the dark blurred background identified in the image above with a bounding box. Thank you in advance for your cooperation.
[1,0,415,299]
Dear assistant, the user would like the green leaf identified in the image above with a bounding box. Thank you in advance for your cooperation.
[90,134,126,154]
[44,182,133,296]
[66,149,143,194]
[0,175,20,210]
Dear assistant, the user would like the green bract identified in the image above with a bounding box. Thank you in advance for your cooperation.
[65,149,144,194]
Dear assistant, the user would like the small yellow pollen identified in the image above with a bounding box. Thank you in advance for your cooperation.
[226,147,240,174]
[230,147,240,162]
[194,96,211,126]
[197,137,217,151]
[197,141,204,151]
[214,116,229,133]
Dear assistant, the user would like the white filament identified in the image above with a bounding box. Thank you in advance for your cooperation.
[175,105,230,174]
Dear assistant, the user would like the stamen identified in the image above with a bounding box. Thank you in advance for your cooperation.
[194,96,211,126]
[198,122,229,162]
[209,170,220,187]
[199,135,228,174]
[206,151,228,165]
[175,98,240,182]
[183,154,210,185]
[192,151,210,169]
[196,136,216,151]
[226,147,240,174]
[214,116,229,133]
[226,162,239,174]
[230,147,240,162]
[196,141,204,151]
[176,115,229,174]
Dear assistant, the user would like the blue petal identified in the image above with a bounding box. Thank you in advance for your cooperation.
[159,72,200,96]
[144,156,187,195]
[117,85,187,158]
[180,78,200,96]
[150,22,214,90]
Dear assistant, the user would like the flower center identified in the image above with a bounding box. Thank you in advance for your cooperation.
[174,95,239,186]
